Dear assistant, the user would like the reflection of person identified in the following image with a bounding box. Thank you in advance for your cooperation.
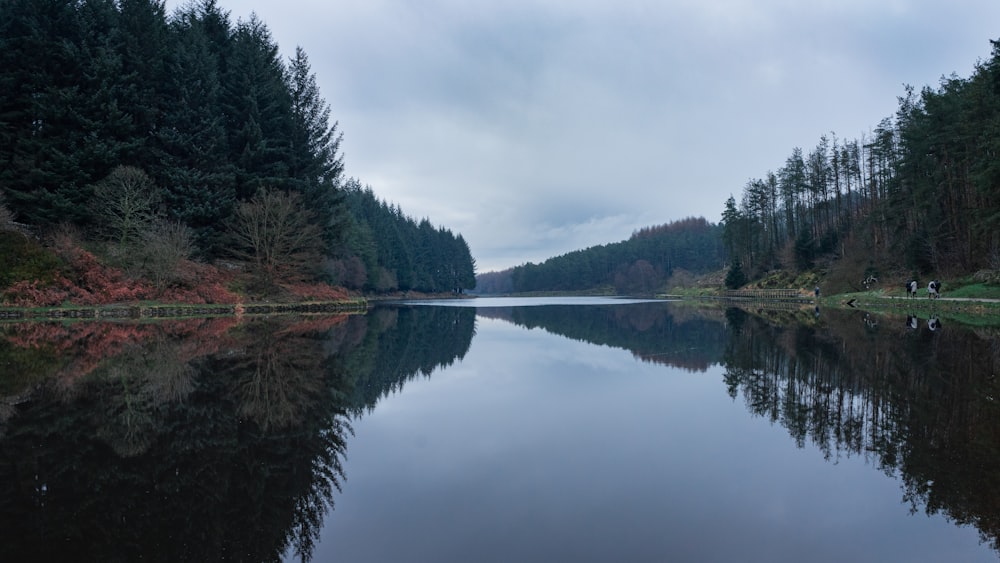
[863,312,878,329]
[906,315,918,330]
[928,317,942,331]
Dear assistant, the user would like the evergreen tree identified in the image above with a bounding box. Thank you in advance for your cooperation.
[0,0,120,225]
[153,3,235,254]
[725,260,746,289]
[223,14,293,202]
[114,0,170,168]
[339,181,477,293]
[720,195,741,261]
[285,46,346,248]
[453,235,477,292]
[778,148,807,239]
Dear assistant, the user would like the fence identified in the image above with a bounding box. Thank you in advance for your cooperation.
[718,289,811,302]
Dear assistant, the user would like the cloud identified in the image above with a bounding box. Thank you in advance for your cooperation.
[168,0,1000,272]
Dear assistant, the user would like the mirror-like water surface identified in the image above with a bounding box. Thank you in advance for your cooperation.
[0,298,997,562]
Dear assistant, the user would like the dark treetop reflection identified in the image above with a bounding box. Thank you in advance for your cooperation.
[721,306,1000,552]
[0,307,475,562]
[478,301,1000,555]
[0,300,998,561]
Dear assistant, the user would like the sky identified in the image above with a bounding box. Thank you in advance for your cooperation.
[167,0,1000,272]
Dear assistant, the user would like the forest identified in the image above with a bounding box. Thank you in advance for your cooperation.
[0,0,475,305]
[337,180,476,294]
[721,39,1000,289]
[475,217,725,294]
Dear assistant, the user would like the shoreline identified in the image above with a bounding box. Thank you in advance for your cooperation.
[0,298,369,321]
[1,291,998,324]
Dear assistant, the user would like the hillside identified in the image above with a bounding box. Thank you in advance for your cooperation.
[0,1,475,306]
[475,217,724,295]
[719,39,1000,295]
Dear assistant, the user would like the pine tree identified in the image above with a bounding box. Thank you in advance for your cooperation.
[114,0,171,168]
[223,14,292,201]
[286,46,346,248]
[0,0,121,226]
[725,260,746,289]
[153,4,235,255]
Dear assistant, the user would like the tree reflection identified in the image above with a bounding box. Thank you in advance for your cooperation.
[222,319,328,432]
[722,306,1000,552]
[345,305,477,413]
[481,299,1000,553]
[0,305,479,562]
[0,315,356,562]
[94,340,197,457]
[3,302,997,558]
[476,302,729,372]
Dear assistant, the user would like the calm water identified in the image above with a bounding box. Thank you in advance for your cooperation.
[0,298,997,562]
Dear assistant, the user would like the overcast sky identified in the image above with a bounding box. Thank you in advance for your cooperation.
[168,0,1000,272]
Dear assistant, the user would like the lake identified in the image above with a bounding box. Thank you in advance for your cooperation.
[0,298,997,562]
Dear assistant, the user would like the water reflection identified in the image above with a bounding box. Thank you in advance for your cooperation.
[0,306,475,562]
[475,301,728,372]
[721,306,1000,553]
[0,301,998,559]
[448,300,1000,556]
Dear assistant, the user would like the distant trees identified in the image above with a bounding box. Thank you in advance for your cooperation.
[474,270,515,294]
[334,180,477,294]
[478,217,724,295]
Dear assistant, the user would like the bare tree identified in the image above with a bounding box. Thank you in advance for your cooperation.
[229,188,325,291]
[137,219,195,289]
[91,166,161,248]
[0,190,16,231]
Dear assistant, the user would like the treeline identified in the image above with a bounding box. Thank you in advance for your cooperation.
[336,180,476,293]
[477,303,728,372]
[722,39,1000,286]
[0,0,475,296]
[476,217,724,295]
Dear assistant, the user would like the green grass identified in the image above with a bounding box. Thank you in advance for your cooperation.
[941,282,1000,299]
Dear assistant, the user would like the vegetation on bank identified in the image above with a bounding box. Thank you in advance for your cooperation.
[718,38,1000,297]
[0,0,475,306]
[0,223,360,312]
